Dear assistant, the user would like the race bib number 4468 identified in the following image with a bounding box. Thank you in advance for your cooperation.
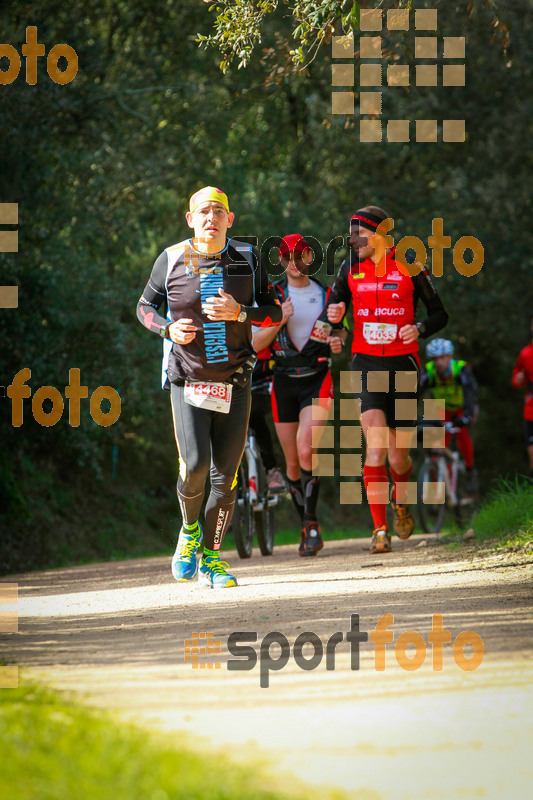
[363,322,397,344]
[183,381,232,413]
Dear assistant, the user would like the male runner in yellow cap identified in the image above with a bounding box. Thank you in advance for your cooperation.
[137,187,282,587]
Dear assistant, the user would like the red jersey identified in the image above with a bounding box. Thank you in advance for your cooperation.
[512,342,533,421]
[328,249,448,358]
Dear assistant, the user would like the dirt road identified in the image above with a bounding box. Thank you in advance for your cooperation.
[2,534,533,799]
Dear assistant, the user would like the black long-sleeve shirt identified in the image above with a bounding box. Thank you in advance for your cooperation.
[137,238,282,385]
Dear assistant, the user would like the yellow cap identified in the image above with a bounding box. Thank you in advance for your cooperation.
[189,186,230,214]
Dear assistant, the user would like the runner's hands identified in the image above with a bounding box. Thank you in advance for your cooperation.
[167,286,242,344]
[399,324,419,344]
[281,298,294,325]
[327,302,346,324]
[168,319,197,345]
[328,335,343,354]
[202,288,240,321]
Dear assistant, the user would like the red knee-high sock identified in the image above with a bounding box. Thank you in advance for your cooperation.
[363,464,389,529]
[390,460,413,503]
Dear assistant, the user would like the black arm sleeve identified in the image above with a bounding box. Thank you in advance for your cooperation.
[412,268,448,338]
[327,260,352,311]
[459,365,477,422]
[136,251,169,335]
[245,248,283,327]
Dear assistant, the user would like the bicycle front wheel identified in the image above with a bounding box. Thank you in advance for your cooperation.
[255,503,275,556]
[454,464,480,529]
[417,457,446,533]
[253,455,275,556]
[231,462,254,559]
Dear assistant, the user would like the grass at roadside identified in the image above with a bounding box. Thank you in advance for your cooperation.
[0,683,349,800]
[472,478,533,549]
[442,478,533,552]
[0,455,177,576]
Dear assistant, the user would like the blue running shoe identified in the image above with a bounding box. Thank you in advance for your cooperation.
[171,523,203,581]
[198,555,237,589]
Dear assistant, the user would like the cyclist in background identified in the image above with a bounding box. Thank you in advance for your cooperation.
[253,234,346,557]
[420,338,479,493]
[511,315,533,478]
[327,206,448,554]
[137,186,281,588]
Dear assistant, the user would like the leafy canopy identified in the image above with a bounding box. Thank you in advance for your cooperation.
[198,0,509,72]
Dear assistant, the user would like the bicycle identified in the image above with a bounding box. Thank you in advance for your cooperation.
[231,429,282,558]
[416,422,479,533]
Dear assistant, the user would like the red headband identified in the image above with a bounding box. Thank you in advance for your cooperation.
[350,212,385,232]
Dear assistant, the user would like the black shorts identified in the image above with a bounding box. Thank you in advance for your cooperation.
[525,420,533,446]
[271,370,333,424]
[351,352,420,429]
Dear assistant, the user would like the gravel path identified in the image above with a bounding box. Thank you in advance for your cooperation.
[2,534,532,799]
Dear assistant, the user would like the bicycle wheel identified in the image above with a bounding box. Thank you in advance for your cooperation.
[231,461,253,559]
[253,457,275,555]
[417,457,446,533]
[454,464,479,529]
[255,503,275,555]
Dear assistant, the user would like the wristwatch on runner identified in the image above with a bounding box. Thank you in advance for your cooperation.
[416,321,426,336]
[159,323,170,339]
[236,305,247,323]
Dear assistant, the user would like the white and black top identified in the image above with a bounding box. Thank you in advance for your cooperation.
[271,276,343,377]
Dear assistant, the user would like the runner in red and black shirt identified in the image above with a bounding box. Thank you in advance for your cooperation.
[253,234,346,556]
[328,206,448,554]
[511,315,533,478]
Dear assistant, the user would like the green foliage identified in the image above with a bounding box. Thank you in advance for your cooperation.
[198,1,357,71]
[471,478,533,548]
[0,683,346,800]
[198,0,279,71]
[1,0,532,572]
[200,0,508,71]
[0,449,177,575]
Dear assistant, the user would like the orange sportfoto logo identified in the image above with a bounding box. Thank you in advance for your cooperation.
[7,368,121,427]
[0,26,78,85]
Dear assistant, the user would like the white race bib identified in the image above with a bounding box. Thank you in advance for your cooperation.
[184,381,232,413]
[363,322,397,344]
[309,319,332,343]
